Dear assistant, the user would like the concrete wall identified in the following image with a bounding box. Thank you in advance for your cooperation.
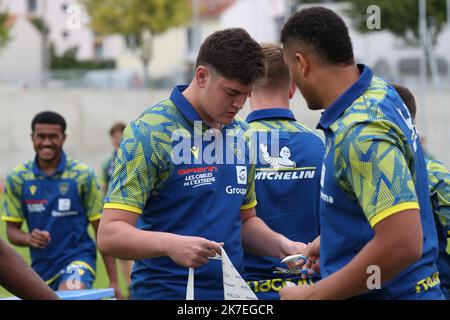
[0,88,449,180]
[0,88,171,179]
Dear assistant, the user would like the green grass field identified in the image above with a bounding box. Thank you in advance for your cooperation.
[0,194,130,299]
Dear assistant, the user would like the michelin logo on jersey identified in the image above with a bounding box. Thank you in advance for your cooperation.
[256,144,316,180]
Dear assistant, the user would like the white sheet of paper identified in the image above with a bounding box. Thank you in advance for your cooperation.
[185,247,258,300]
[221,247,258,300]
[285,281,297,287]
[186,267,195,300]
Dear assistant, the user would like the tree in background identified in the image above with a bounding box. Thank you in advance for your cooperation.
[84,0,191,86]
[343,0,447,46]
[294,0,447,46]
[0,3,10,51]
[293,0,448,78]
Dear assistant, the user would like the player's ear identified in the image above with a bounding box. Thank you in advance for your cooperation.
[195,66,209,89]
[295,52,309,78]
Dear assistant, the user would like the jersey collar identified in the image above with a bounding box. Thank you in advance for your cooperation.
[246,108,296,123]
[170,85,202,122]
[33,151,67,177]
[170,85,238,130]
[317,64,373,130]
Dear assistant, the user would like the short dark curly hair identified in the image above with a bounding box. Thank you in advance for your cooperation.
[32,111,67,133]
[195,28,266,85]
[280,6,354,65]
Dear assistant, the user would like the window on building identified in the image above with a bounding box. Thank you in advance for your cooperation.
[62,31,69,39]
[61,3,68,12]
[27,0,37,13]
[186,26,201,55]
[125,34,138,50]
[186,27,194,53]
[94,42,104,60]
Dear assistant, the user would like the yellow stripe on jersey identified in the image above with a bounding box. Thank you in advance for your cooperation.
[1,216,25,222]
[241,200,257,210]
[370,201,420,228]
[103,203,142,214]
[88,213,102,222]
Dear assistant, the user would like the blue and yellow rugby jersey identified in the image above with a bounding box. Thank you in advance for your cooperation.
[1,152,101,283]
[104,85,257,300]
[426,158,450,298]
[243,108,324,299]
[317,64,441,299]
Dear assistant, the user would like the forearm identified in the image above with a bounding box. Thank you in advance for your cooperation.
[92,220,120,284]
[7,227,31,247]
[241,216,286,258]
[307,237,417,299]
[98,220,178,260]
[102,254,119,284]
[0,241,58,300]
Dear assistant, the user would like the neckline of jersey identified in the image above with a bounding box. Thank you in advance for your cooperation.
[317,64,373,130]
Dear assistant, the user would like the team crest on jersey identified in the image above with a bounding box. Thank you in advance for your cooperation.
[29,185,37,196]
[59,182,69,195]
[260,144,296,169]
[236,166,247,185]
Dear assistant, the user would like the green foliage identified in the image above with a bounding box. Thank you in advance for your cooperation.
[83,0,190,84]
[29,16,49,36]
[0,9,10,50]
[293,0,448,46]
[83,0,191,38]
[344,0,447,45]
[50,44,115,70]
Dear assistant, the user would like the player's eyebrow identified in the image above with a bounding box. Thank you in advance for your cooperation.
[226,88,242,95]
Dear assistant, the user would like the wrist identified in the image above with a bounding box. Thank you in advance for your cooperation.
[26,233,33,247]
[303,283,317,300]
[108,272,119,283]
[157,232,178,257]
[278,236,291,259]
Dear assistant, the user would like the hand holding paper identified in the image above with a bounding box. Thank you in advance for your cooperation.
[166,235,223,268]
[186,246,258,300]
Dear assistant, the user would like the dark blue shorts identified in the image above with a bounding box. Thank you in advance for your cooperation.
[48,259,96,291]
